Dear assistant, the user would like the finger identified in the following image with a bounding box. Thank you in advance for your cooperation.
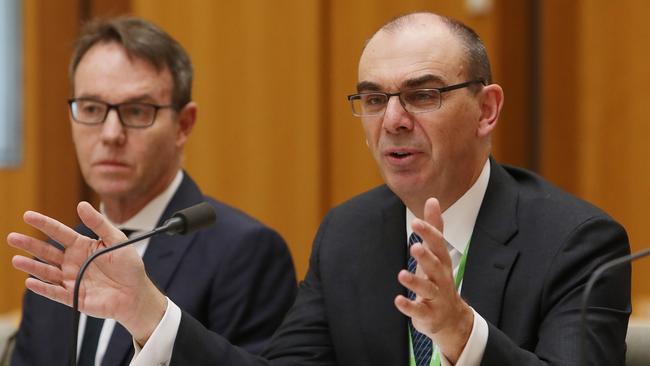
[394,294,430,321]
[23,210,83,249]
[408,243,449,285]
[394,294,412,316]
[12,255,64,285]
[398,269,439,300]
[7,232,64,266]
[77,202,126,246]
[423,197,444,232]
[24,277,71,307]
[412,218,452,269]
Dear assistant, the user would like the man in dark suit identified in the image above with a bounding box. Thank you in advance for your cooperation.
[10,17,296,366]
[8,11,630,366]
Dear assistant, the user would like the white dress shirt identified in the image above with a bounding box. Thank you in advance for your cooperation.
[77,170,184,366]
[132,160,492,366]
[406,159,490,366]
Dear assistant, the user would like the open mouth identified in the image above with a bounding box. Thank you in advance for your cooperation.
[389,151,413,159]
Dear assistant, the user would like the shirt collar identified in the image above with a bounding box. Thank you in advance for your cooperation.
[100,170,184,232]
[406,159,490,255]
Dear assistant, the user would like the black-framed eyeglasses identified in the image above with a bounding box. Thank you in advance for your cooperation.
[347,79,485,117]
[68,98,174,128]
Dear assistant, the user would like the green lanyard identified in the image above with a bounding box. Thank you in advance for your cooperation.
[408,239,470,366]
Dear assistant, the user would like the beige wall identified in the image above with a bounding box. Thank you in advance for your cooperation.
[1,0,648,320]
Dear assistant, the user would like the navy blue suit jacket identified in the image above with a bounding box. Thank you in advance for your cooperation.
[12,173,297,366]
[168,159,630,365]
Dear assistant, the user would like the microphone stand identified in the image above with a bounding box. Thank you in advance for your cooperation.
[69,225,172,366]
[580,247,650,366]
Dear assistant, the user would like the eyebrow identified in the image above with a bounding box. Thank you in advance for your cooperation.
[356,74,447,93]
[356,81,382,93]
[402,74,446,89]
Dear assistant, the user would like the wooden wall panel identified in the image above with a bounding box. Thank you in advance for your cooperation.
[540,1,580,193]
[132,1,323,279]
[0,0,81,312]
[541,0,650,318]
[577,1,650,318]
[36,0,84,226]
[9,0,646,324]
[86,0,130,18]
[490,1,534,168]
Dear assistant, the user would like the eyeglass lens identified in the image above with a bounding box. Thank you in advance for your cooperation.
[71,100,157,127]
[351,89,442,116]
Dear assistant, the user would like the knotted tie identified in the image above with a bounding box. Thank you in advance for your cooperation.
[407,232,433,366]
[78,229,134,366]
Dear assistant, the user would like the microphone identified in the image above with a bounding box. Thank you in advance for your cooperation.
[160,200,217,235]
[69,202,216,366]
[580,246,648,366]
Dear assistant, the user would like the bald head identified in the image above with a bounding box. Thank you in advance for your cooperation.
[364,12,492,85]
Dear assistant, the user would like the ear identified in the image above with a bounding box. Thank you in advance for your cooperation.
[476,84,504,138]
[175,101,197,148]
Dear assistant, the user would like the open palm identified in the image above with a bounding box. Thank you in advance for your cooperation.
[8,201,149,323]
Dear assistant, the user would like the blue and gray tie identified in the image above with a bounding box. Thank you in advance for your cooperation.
[407,232,433,366]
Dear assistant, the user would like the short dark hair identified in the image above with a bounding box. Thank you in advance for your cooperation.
[374,12,493,85]
[69,16,192,110]
[438,15,492,85]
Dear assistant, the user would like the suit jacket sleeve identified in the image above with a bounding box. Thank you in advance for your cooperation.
[170,214,337,366]
[480,215,630,365]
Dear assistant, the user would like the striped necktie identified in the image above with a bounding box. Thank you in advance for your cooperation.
[407,232,433,366]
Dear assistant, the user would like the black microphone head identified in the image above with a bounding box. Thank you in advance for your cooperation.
[163,202,216,235]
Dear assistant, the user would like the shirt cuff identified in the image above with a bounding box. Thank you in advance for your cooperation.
[129,297,182,366]
[440,307,488,366]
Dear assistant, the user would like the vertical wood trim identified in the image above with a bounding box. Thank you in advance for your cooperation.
[539,1,580,194]
[490,0,533,168]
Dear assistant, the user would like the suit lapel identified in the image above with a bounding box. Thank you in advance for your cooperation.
[102,173,205,366]
[461,159,519,326]
[358,187,409,365]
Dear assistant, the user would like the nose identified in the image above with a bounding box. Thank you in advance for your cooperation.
[100,108,126,145]
[382,95,413,134]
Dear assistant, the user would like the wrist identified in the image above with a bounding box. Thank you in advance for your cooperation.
[120,278,167,346]
[435,303,474,364]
